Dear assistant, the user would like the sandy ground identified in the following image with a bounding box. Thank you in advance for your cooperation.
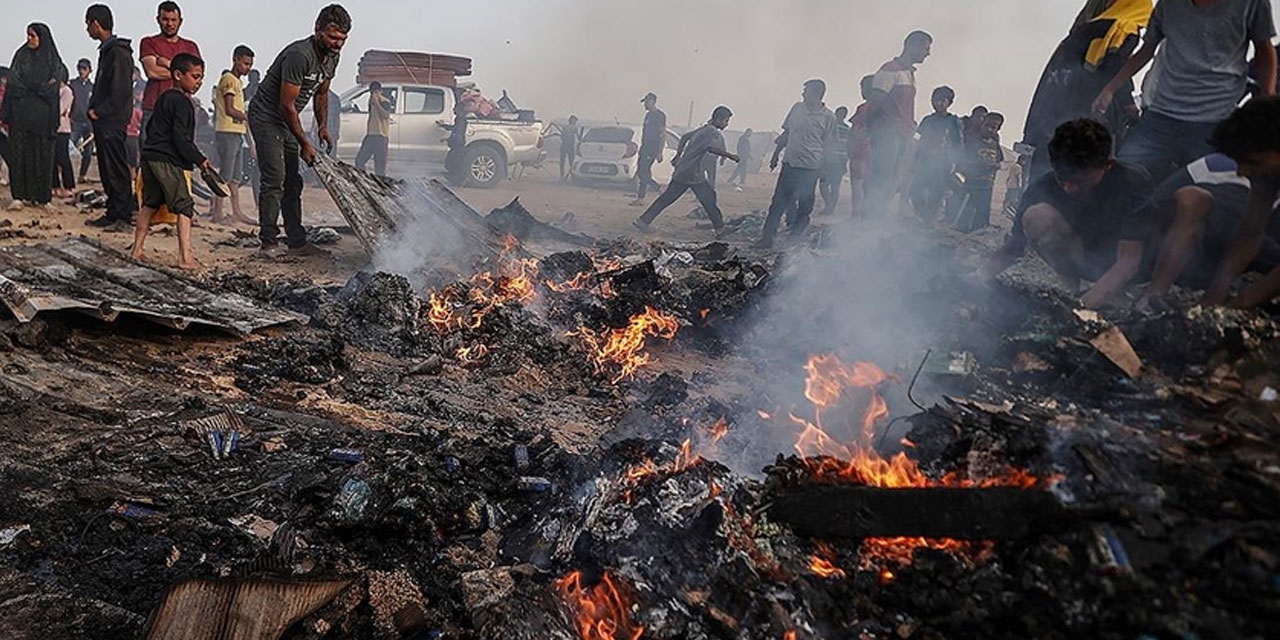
[0,160,1013,287]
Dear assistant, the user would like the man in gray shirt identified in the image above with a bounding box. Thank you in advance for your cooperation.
[1094,0,1276,182]
[758,79,837,249]
[248,4,348,255]
[634,106,738,237]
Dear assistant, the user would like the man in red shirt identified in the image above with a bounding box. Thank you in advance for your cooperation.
[865,30,932,219]
[138,1,200,146]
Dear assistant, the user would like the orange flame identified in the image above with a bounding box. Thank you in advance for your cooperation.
[455,343,489,365]
[557,571,644,640]
[809,556,845,579]
[784,631,797,640]
[571,307,679,383]
[779,353,1053,567]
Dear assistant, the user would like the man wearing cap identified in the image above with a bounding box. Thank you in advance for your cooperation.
[70,58,95,182]
[631,92,667,205]
[633,106,738,237]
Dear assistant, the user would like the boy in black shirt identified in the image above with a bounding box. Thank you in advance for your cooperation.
[911,86,962,221]
[984,118,1156,308]
[951,112,1005,232]
[130,53,214,270]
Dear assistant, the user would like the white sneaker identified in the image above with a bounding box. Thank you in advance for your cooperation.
[5,200,23,211]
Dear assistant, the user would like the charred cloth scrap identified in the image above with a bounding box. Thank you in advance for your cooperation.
[0,236,306,335]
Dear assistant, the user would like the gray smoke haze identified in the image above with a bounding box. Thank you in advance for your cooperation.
[26,0,1279,140]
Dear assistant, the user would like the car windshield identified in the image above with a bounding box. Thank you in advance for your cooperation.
[582,127,635,144]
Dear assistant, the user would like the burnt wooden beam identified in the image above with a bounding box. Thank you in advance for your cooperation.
[769,485,1068,540]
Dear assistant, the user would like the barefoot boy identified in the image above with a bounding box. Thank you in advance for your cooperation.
[131,52,213,270]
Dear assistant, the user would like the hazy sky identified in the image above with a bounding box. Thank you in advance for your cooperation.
[9,0,1280,138]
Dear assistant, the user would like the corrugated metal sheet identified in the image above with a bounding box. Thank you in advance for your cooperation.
[143,577,353,640]
[0,236,307,336]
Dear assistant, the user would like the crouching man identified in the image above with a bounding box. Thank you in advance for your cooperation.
[1136,151,1280,311]
[1199,98,1280,309]
[982,118,1156,308]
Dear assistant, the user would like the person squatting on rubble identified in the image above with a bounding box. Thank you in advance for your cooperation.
[910,85,962,222]
[1092,0,1276,183]
[3,22,68,210]
[1197,98,1280,309]
[249,4,349,258]
[631,91,666,206]
[355,80,392,177]
[558,114,581,182]
[818,105,851,216]
[1133,151,1280,313]
[1021,0,1150,183]
[84,4,136,231]
[138,2,201,148]
[865,30,933,219]
[982,118,1156,309]
[758,79,837,249]
[950,111,1005,233]
[632,106,738,238]
[129,52,214,270]
[212,44,254,226]
[846,75,875,219]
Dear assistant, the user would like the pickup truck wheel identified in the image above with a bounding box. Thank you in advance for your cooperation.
[463,146,506,188]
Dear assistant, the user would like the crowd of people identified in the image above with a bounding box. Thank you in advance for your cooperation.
[0,1,349,268]
[1,0,1280,314]
[627,0,1280,311]
[627,29,1014,249]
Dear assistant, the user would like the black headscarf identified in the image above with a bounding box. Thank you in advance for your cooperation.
[3,23,68,132]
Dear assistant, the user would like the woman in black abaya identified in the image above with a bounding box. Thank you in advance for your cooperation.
[1,23,67,208]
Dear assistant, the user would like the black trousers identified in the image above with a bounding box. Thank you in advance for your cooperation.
[761,164,820,245]
[355,134,388,175]
[251,117,306,248]
[93,124,133,221]
[53,132,74,190]
[636,150,660,198]
[638,180,723,228]
[72,121,93,178]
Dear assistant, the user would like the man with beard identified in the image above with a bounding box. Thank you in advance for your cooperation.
[248,4,349,258]
[138,2,200,146]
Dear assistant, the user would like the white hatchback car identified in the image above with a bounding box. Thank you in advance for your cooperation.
[571,124,679,186]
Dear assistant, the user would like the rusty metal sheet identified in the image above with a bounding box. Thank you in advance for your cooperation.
[143,576,353,640]
[0,236,307,336]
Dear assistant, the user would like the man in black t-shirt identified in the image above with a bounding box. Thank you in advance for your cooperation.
[984,118,1156,308]
[248,4,348,255]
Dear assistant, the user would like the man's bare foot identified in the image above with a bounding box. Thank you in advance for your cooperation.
[130,250,146,262]
[178,258,204,271]
[211,215,230,225]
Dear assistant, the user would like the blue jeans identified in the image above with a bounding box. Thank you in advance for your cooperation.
[1116,111,1218,183]
[761,164,820,246]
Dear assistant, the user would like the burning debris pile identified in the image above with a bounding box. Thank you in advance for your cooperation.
[2,215,1279,640]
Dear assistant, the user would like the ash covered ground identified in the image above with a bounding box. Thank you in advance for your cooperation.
[0,200,1278,640]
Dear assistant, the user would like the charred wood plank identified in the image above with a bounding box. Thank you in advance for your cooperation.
[769,485,1067,540]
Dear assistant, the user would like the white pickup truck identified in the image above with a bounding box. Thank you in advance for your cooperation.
[328,83,543,188]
